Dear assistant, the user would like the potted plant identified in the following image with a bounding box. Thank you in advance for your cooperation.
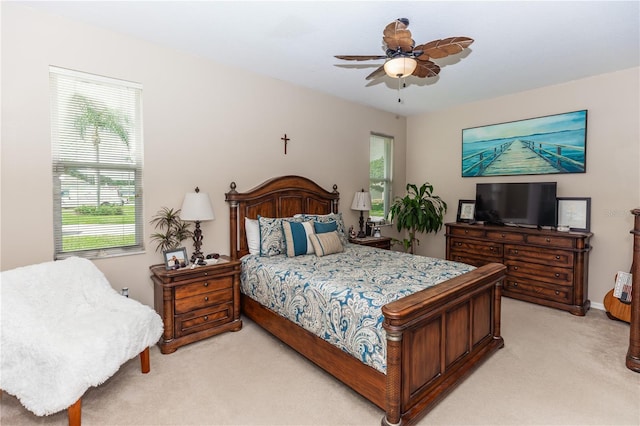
[149,207,193,253]
[389,182,447,254]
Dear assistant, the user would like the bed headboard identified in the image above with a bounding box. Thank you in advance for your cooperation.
[224,175,340,259]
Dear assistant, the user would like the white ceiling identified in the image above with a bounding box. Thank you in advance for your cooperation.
[21,1,640,117]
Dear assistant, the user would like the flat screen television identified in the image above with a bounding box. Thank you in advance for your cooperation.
[475,182,557,227]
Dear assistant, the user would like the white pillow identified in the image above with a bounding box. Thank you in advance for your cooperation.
[245,217,260,255]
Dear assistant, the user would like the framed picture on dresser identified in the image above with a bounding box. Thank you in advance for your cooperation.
[456,199,476,223]
[557,197,591,232]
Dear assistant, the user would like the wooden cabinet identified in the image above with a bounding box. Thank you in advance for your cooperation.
[446,223,592,315]
[151,256,242,354]
[349,236,392,250]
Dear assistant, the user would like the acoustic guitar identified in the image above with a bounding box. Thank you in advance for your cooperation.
[604,272,632,323]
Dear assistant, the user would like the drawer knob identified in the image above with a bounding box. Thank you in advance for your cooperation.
[555,291,560,295]
[501,233,506,238]
[204,272,208,276]
[546,238,551,243]
[457,242,462,246]
[513,282,518,287]
[489,247,494,251]
[465,230,469,234]
[204,296,209,301]
[514,249,518,254]
[555,255,560,260]
[204,282,209,287]
[513,266,518,270]
[204,315,209,321]
[555,273,560,277]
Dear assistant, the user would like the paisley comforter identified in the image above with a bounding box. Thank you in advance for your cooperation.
[241,244,474,374]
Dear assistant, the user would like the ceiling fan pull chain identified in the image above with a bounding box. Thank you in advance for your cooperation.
[397,77,402,103]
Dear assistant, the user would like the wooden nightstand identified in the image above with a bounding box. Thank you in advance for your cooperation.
[349,236,392,250]
[150,256,242,354]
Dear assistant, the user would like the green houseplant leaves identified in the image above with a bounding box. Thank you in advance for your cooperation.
[389,182,447,254]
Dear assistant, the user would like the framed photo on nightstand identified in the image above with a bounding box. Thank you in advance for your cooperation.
[456,200,476,223]
[163,247,189,270]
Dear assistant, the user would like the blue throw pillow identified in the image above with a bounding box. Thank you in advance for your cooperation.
[282,220,315,257]
[314,220,337,234]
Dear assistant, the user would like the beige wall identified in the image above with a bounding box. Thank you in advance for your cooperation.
[407,67,640,309]
[0,4,407,307]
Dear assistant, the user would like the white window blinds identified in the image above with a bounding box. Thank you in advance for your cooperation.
[50,66,144,259]
[369,133,394,221]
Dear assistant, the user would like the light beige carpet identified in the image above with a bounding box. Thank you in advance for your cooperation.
[2,298,639,425]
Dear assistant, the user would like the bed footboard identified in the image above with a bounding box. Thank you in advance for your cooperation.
[382,262,505,426]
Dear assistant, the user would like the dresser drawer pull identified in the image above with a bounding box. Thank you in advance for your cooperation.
[555,255,560,260]
[555,273,560,278]
[555,291,560,295]
[489,247,494,251]
[204,315,209,321]
[546,238,551,243]
[204,296,209,302]
[457,242,462,246]
[501,233,506,238]
[513,266,518,270]
[513,249,518,254]
[513,282,518,287]
[203,282,209,287]
[464,230,469,234]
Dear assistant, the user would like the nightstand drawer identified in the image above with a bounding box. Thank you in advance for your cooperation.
[175,276,233,299]
[175,303,233,337]
[175,288,233,314]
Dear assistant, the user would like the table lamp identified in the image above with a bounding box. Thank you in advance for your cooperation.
[180,187,215,262]
[351,189,372,238]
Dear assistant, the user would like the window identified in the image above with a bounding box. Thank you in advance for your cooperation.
[50,66,143,259]
[369,133,393,220]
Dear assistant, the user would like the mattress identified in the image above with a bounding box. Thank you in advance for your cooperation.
[241,244,474,373]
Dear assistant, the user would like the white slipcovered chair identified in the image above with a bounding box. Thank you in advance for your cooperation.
[0,257,163,426]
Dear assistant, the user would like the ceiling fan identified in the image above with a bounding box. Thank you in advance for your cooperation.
[335,18,474,81]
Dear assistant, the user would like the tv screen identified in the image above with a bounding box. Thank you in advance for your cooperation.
[475,182,557,227]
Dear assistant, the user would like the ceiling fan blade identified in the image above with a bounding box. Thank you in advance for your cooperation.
[415,37,474,60]
[383,20,414,53]
[412,60,441,78]
[365,65,386,80]
[335,55,387,61]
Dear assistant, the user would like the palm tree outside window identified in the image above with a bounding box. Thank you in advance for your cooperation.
[50,66,144,259]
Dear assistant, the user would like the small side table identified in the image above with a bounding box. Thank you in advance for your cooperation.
[150,256,242,354]
[349,236,392,250]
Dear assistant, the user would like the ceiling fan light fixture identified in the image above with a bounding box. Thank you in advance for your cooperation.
[383,57,417,78]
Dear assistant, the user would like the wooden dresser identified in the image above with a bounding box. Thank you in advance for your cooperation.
[151,256,242,354]
[446,222,592,315]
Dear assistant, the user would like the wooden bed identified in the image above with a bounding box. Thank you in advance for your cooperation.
[225,175,506,426]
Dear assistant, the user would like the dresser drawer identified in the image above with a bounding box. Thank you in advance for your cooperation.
[175,276,233,299]
[505,260,573,285]
[175,288,233,314]
[504,245,574,267]
[449,252,498,267]
[449,238,502,257]
[486,231,525,243]
[526,234,575,249]
[504,278,571,304]
[175,303,233,337]
[448,227,486,238]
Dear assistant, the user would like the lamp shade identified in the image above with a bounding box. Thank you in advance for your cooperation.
[383,56,417,78]
[180,188,215,221]
[351,190,372,211]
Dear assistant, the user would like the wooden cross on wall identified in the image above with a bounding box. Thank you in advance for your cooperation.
[280,133,290,155]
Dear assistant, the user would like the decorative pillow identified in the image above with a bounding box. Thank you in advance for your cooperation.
[258,216,285,257]
[313,220,337,234]
[304,213,348,245]
[282,220,315,257]
[245,217,260,255]
[309,231,344,257]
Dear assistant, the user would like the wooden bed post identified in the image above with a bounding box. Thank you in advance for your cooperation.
[227,182,239,260]
[383,331,403,426]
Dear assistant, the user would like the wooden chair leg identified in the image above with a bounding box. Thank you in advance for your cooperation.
[140,347,150,374]
[67,399,81,426]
